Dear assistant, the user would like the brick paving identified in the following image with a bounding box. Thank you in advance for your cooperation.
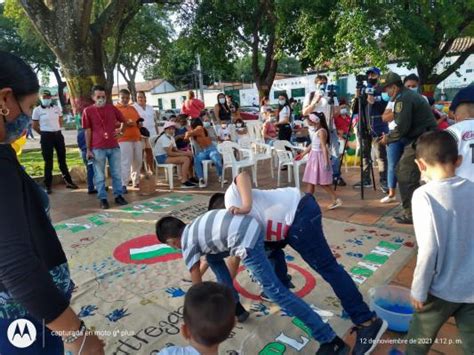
[47,163,463,355]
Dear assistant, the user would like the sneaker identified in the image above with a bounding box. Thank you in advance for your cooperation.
[45,187,52,194]
[198,178,207,188]
[189,177,199,184]
[316,336,350,355]
[88,189,98,194]
[115,196,128,206]
[100,199,110,209]
[335,177,347,186]
[286,280,296,289]
[380,195,396,204]
[236,302,250,323]
[328,198,343,210]
[65,181,79,189]
[393,214,413,224]
[122,186,128,194]
[260,292,272,302]
[351,317,388,355]
[353,180,373,189]
[380,185,389,194]
[180,181,196,189]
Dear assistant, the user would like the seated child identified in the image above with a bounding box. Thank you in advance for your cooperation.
[406,131,474,354]
[158,282,235,355]
[156,211,350,354]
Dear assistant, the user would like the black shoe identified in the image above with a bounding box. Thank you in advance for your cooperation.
[337,177,347,186]
[316,336,350,355]
[46,187,52,194]
[100,199,110,209]
[105,186,109,192]
[180,180,196,189]
[353,180,373,189]
[286,280,296,289]
[394,214,413,224]
[260,292,272,302]
[65,181,79,189]
[122,186,128,194]
[115,196,128,206]
[351,317,388,355]
[88,189,98,194]
[189,177,199,184]
[236,302,250,323]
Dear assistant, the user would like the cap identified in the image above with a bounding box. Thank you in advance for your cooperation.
[379,72,402,88]
[449,85,474,112]
[308,112,325,123]
[163,121,176,130]
[42,89,52,96]
[366,67,381,76]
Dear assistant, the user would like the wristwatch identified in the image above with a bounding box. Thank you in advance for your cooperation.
[63,320,87,344]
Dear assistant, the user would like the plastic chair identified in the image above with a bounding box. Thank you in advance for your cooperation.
[217,141,258,187]
[273,140,307,189]
[155,163,177,190]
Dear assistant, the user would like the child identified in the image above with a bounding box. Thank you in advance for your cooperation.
[406,131,474,354]
[156,212,350,354]
[299,112,342,210]
[222,171,387,355]
[158,282,235,355]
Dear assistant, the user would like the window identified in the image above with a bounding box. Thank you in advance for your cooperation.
[466,69,473,73]
[291,88,305,98]
[274,90,287,99]
[158,98,163,110]
[171,99,176,109]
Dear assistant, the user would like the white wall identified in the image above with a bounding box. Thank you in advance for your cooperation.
[151,89,222,110]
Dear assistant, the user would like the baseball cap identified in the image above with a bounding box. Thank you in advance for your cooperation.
[42,89,52,96]
[366,67,381,76]
[379,72,402,88]
[449,85,474,112]
[163,121,176,130]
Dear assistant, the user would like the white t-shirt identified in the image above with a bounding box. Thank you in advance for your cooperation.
[386,101,398,131]
[158,346,200,355]
[278,106,290,123]
[133,103,156,134]
[32,105,62,132]
[224,181,301,242]
[153,134,176,156]
[303,92,339,130]
[446,120,474,181]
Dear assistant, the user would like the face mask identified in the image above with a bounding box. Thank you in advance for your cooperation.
[236,123,243,128]
[219,98,226,104]
[435,104,444,111]
[278,99,286,106]
[368,78,378,86]
[203,121,211,128]
[409,87,418,93]
[340,108,348,115]
[1,112,31,144]
[318,83,327,90]
[381,92,390,102]
[41,98,51,106]
[175,123,181,129]
[95,98,106,107]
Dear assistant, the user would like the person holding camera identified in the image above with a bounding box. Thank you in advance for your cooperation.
[353,67,389,191]
[303,75,346,186]
[379,72,437,224]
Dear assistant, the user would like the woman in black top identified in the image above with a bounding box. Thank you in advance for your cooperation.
[0,52,104,354]
[213,93,232,124]
[276,92,293,142]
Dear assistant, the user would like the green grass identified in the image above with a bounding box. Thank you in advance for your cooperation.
[20,148,84,177]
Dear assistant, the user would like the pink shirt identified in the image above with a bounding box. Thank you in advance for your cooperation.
[82,104,124,149]
[181,99,205,118]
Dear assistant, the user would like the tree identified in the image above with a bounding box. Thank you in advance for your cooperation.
[296,1,474,93]
[7,0,176,113]
[181,0,304,99]
[234,54,302,83]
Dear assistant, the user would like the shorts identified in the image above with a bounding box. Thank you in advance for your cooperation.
[156,154,167,164]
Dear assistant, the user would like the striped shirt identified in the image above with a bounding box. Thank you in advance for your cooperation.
[182,210,262,270]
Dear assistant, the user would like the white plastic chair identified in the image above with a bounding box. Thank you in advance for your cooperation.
[217,141,258,187]
[273,140,307,189]
[155,163,177,190]
[238,137,273,178]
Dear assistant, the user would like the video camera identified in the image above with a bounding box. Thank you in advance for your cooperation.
[355,74,375,96]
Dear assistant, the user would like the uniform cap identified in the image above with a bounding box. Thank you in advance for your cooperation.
[379,72,402,88]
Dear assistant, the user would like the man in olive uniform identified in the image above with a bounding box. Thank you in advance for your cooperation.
[380,72,437,224]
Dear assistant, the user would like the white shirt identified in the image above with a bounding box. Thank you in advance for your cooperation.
[224,181,301,242]
[446,119,474,181]
[152,134,176,156]
[133,103,156,134]
[32,105,62,132]
[303,91,339,129]
[278,106,290,122]
[386,101,398,130]
[158,346,200,355]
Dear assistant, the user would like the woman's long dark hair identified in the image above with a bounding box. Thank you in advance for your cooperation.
[0,51,39,98]
[191,117,208,136]
[260,96,269,107]
[277,92,292,119]
[312,111,330,146]
[216,93,230,111]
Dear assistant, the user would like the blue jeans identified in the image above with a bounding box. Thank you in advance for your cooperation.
[329,129,341,178]
[287,194,374,325]
[92,148,123,200]
[206,252,240,302]
[387,140,405,189]
[0,316,63,354]
[244,236,336,343]
[81,149,95,192]
[194,145,223,179]
[265,243,292,288]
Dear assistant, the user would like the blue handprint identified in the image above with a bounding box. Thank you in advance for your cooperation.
[250,303,269,317]
[285,254,295,261]
[78,305,98,317]
[165,287,186,298]
[106,308,130,322]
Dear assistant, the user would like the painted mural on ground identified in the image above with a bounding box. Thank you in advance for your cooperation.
[60,193,415,354]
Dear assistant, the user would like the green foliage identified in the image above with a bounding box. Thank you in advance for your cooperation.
[20,148,83,177]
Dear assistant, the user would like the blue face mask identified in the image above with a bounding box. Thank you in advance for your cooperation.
[409,87,418,93]
[1,112,31,144]
[435,104,444,111]
[318,83,327,91]
[381,92,390,102]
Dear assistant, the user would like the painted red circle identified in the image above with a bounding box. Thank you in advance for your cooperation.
[233,263,316,301]
[113,234,182,265]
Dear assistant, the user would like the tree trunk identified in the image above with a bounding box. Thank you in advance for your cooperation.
[50,65,67,107]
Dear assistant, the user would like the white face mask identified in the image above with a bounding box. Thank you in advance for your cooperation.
[236,123,243,128]
[278,99,286,106]
[340,108,348,115]
[95,98,106,107]
[203,121,211,128]
[41,98,51,106]
[219,98,226,104]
